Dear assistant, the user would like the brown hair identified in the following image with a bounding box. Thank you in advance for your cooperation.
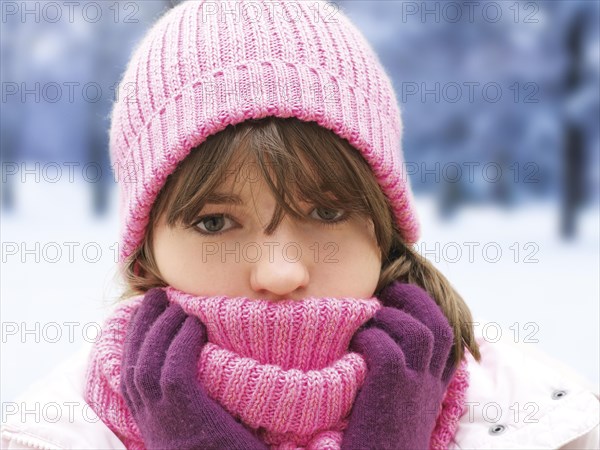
[114,116,481,366]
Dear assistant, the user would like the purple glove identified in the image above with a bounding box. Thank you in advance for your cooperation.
[120,288,269,450]
[341,281,457,450]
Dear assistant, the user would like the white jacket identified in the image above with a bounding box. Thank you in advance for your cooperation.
[2,319,599,449]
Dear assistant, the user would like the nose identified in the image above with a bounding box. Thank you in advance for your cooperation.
[250,221,310,301]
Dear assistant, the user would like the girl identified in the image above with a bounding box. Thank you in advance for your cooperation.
[2,1,598,449]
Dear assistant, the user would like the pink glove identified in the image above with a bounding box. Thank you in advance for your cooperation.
[341,281,457,449]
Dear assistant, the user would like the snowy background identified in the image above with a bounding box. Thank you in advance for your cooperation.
[2,0,599,412]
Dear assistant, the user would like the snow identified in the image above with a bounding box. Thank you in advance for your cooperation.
[1,179,598,404]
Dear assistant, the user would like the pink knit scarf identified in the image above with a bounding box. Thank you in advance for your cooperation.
[85,287,470,449]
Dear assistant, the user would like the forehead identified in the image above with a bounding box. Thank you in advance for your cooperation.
[211,172,317,210]
[216,147,318,196]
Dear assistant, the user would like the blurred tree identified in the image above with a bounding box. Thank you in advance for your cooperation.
[561,7,587,239]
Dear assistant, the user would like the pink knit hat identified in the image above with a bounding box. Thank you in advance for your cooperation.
[109,0,421,264]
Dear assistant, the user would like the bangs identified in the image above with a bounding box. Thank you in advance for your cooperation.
[150,117,393,243]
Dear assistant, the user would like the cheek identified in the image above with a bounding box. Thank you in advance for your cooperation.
[339,220,380,262]
[153,237,183,284]
[153,228,201,284]
[153,227,250,295]
[340,238,381,277]
[315,224,381,297]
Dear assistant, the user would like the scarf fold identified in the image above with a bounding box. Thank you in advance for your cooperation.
[84,287,470,449]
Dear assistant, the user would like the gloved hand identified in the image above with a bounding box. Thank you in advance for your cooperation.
[120,287,269,450]
[341,281,457,450]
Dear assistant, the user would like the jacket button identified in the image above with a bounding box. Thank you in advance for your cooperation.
[552,389,568,399]
[489,424,507,435]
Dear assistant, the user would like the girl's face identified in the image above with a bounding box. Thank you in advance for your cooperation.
[152,166,382,302]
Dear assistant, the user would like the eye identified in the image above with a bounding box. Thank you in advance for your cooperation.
[309,206,349,225]
[193,214,237,236]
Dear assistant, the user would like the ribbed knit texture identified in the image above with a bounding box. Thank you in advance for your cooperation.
[85,288,470,449]
[171,287,379,447]
[109,0,421,264]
